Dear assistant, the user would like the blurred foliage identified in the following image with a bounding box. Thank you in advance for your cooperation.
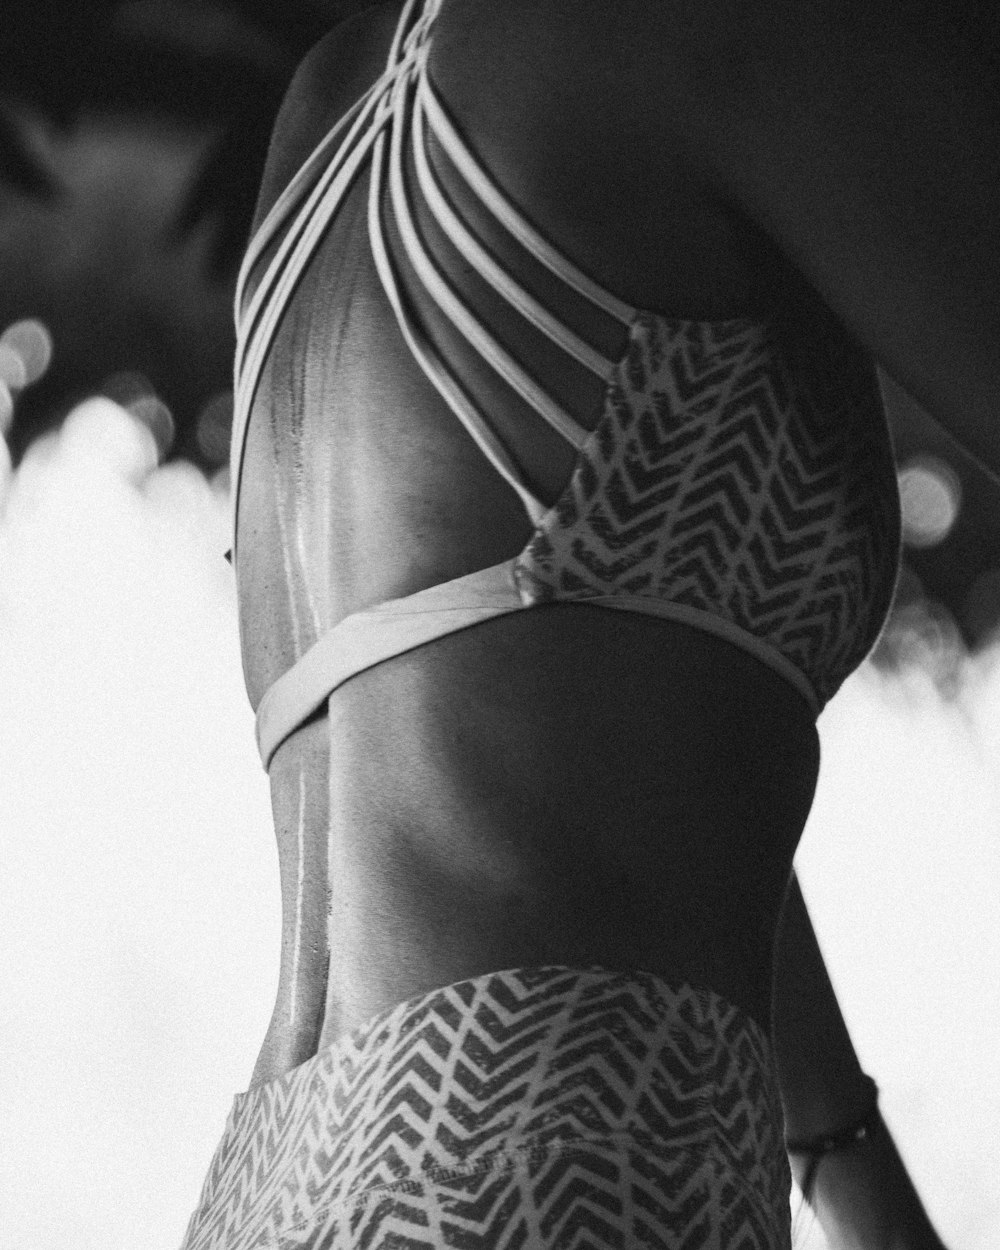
[0,0,383,464]
[0,0,376,275]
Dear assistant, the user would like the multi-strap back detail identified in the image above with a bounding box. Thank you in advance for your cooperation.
[231,0,630,547]
[234,0,901,769]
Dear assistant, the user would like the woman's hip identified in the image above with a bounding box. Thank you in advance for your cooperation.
[180,965,791,1249]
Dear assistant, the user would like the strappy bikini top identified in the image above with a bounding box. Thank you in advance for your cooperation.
[232,0,901,771]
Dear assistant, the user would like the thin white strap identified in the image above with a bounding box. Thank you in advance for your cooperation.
[235,0,426,334]
[387,71,590,451]
[234,95,388,424]
[230,104,391,550]
[418,67,636,326]
[368,118,549,526]
[235,83,377,327]
[235,51,406,380]
[411,83,616,382]
[255,560,821,768]
[230,0,431,552]
[256,559,525,767]
[235,93,389,403]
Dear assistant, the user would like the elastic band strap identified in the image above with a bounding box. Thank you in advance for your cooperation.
[256,559,524,767]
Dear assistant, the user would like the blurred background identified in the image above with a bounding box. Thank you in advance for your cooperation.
[0,3,998,1248]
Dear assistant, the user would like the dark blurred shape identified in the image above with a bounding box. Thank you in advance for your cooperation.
[99,373,175,459]
[0,380,13,435]
[132,397,176,461]
[0,0,373,276]
[1,117,236,467]
[881,372,1000,655]
[0,0,376,462]
[100,369,154,404]
[961,570,1000,648]
[167,115,279,279]
[196,391,234,466]
[0,109,62,200]
[873,589,967,696]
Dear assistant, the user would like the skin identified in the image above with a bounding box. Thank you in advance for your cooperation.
[774,876,946,1247]
[234,0,999,1117]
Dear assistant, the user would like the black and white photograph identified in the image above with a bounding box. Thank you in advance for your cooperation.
[1,2,998,1247]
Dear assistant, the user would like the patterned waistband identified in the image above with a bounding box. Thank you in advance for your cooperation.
[181,966,791,1249]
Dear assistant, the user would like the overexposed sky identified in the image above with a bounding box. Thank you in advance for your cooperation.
[1,399,997,1250]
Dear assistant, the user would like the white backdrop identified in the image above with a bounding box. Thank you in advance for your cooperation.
[1,400,997,1250]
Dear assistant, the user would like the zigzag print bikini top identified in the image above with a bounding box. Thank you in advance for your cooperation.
[232,0,901,770]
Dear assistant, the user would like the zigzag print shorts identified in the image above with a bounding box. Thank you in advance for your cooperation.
[180,967,792,1249]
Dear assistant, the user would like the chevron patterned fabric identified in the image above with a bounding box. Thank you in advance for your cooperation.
[514,315,901,711]
[180,966,792,1249]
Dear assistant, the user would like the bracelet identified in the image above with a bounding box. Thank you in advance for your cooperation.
[785,1075,880,1200]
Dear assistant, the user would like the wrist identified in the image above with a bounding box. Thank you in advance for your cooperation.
[786,1073,880,1198]
[782,1067,880,1149]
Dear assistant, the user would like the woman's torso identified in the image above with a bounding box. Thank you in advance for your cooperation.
[234,0,893,1086]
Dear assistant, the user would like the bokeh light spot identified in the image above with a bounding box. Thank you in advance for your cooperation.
[100,369,155,409]
[0,380,13,436]
[129,395,176,461]
[0,343,29,391]
[98,373,174,462]
[196,391,233,466]
[59,397,159,483]
[898,456,961,548]
[880,599,965,691]
[1,319,53,386]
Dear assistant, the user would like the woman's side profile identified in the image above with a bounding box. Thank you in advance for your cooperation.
[181,0,997,1246]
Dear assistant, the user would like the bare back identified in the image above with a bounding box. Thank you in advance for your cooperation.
[233,0,912,1086]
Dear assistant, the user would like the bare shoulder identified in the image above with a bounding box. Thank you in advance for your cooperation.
[251,1,404,231]
[429,0,797,315]
[440,0,1000,470]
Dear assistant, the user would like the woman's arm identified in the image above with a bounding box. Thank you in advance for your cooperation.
[656,0,1000,477]
[432,0,999,475]
[773,872,948,1250]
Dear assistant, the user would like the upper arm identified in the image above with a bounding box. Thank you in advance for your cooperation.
[431,0,998,473]
[655,0,1000,474]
